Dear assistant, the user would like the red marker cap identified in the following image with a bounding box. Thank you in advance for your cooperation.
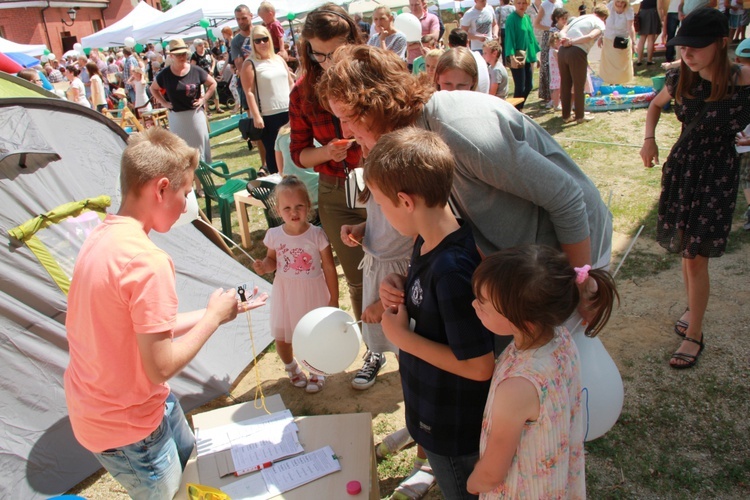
[346,480,362,495]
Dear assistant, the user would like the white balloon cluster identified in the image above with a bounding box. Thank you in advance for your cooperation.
[124,37,136,49]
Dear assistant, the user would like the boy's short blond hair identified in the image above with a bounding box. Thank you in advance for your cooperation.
[364,127,454,208]
[120,127,199,196]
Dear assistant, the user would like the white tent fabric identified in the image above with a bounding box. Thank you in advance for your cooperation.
[438,0,500,9]
[0,37,47,57]
[0,95,273,499]
[132,0,344,43]
[81,1,164,48]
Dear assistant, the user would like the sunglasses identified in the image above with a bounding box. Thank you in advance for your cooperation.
[253,37,269,44]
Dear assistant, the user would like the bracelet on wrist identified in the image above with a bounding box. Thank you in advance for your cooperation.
[644,136,655,141]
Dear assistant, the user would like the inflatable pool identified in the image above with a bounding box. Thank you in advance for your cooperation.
[585,85,656,112]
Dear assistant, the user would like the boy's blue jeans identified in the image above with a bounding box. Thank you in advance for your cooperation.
[424,449,480,500]
[94,392,195,500]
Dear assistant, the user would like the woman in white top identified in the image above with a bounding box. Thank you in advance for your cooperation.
[241,25,295,175]
[533,0,563,104]
[86,61,107,112]
[367,6,408,60]
[65,65,91,109]
[598,0,636,84]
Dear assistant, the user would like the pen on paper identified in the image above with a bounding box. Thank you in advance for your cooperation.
[235,461,273,477]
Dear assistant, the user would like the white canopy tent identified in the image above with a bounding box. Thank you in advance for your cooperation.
[0,37,47,57]
[346,0,410,14]
[438,0,500,9]
[81,1,164,49]
[132,0,344,43]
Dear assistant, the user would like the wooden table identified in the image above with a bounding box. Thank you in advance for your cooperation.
[178,394,379,499]
[234,188,265,249]
[141,108,169,129]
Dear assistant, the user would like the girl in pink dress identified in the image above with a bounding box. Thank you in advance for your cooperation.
[253,176,338,393]
[468,245,618,498]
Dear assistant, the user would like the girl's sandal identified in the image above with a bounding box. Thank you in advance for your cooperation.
[673,308,689,338]
[306,374,325,394]
[669,334,704,370]
[286,363,308,388]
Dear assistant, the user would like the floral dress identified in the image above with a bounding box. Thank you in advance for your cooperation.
[660,68,750,258]
[478,327,585,499]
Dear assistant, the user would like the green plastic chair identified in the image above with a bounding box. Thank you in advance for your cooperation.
[196,161,257,238]
[249,180,284,228]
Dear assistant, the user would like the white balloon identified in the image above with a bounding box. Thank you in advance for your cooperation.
[73,43,83,52]
[293,307,362,376]
[124,37,136,48]
[394,13,422,43]
[572,329,624,441]
[48,53,57,61]
[172,190,200,228]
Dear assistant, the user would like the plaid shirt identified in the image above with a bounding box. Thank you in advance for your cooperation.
[289,79,362,178]
[47,69,65,83]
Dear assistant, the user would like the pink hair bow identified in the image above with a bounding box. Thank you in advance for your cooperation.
[574,265,591,284]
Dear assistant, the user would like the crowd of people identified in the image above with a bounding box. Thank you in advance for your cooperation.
[37,1,750,499]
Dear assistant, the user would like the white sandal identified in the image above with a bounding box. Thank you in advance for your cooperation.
[305,374,325,393]
[285,361,308,388]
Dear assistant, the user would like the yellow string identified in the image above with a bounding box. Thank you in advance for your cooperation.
[245,309,270,414]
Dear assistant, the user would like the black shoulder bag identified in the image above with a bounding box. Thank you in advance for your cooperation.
[238,60,264,142]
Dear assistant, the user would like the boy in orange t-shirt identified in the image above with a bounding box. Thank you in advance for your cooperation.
[64,127,267,499]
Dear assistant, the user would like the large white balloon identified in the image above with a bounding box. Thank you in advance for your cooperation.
[572,329,624,441]
[172,190,200,228]
[394,13,422,43]
[73,43,83,53]
[293,307,362,376]
[124,37,136,48]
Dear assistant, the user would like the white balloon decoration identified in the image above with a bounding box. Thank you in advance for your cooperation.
[124,37,136,48]
[293,307,362,376]
[394,13,422,43]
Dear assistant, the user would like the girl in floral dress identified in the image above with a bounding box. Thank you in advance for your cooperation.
[468,245,618,498]
[640,8,750,369]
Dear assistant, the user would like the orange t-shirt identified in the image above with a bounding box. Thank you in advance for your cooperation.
[64,215,178,452]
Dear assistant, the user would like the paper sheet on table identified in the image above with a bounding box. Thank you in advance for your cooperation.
[261,446,341,495]
[230,428,304,473]
[220,471,273,500]
[195,409,297,457]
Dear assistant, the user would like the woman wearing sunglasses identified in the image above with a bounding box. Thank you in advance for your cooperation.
[240,25,295,175]
[288,3,366,321]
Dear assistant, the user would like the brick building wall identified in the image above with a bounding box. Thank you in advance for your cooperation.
[0,0,161,57]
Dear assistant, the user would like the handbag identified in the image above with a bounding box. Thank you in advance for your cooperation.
[613,36,629,50]
[345,168,366,209]
[238,60,264,142]
[508,50,527,69]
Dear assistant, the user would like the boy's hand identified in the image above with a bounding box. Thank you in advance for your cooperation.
[206,288,240,325]
[241,290,269,312]
[381,304,410,347]
[379,273,406,309]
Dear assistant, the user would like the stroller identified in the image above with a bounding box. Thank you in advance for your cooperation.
[216,81,235,108]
